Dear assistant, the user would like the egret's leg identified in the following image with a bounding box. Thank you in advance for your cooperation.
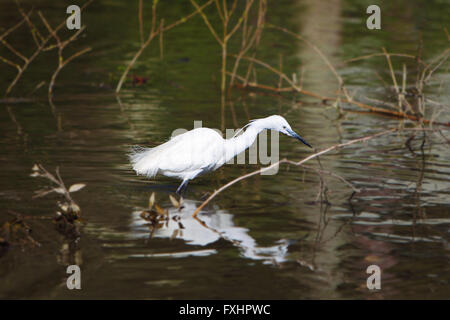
[176,179,189,195]
[181,181,189,196]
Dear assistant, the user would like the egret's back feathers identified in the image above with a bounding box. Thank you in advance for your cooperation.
[130,128,226,180]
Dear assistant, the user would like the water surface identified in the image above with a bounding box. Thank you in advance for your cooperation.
[0,0,449,299]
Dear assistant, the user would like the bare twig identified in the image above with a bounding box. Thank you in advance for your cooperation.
[191,0,255,97]
[269,25,344,88]
[229,0,266,87]
[38,11,91,106]
[31,164,85,219]
[344,52,427,67]
[139,0,144,45]
[382,47,400,98]
[116,0,214,93]
[0,9,32,41]
[232,55,450,127]
[1,1,92,96]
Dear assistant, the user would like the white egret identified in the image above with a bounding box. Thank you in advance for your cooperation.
[130,115,311,194]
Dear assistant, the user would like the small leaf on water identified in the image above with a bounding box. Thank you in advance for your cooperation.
[70,202,81,213]
[58,202,69,212]
[154,204,165,216]
[30,172,41,178]
[169,195,179,208]
[68,183,86,193]
[149,192,155,209]
[54,187,65,194]
[140,210,157,221]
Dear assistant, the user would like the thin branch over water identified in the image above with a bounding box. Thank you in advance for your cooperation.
[192,127,448,217]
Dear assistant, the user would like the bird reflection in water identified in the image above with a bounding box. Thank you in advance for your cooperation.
[129,197,290,265]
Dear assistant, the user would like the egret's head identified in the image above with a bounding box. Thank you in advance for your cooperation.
[252,115,312,148]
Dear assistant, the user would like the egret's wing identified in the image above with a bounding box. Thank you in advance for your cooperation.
[156,128,224,173]
[130,128,224,178]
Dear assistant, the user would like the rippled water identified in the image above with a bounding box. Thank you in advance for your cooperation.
[0,0,449,299]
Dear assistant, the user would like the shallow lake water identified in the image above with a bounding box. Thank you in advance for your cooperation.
[0,0,449,299]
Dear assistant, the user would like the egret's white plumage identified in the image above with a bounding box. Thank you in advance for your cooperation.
[130,115,311,193]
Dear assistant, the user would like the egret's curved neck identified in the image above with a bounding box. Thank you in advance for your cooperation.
[223,125,263,163]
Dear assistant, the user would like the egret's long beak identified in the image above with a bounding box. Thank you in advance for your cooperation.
[287,129,312,148]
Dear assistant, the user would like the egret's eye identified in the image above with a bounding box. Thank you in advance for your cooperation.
[282,126,287,129]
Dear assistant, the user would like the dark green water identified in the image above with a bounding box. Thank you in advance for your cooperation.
[0,0,449,299]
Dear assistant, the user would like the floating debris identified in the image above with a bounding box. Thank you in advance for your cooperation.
[0,211,41,258]
[138,192,184,240]
[29,164,86,239]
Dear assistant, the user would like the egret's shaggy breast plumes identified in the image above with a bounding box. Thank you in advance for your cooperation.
[130,115,311,194]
